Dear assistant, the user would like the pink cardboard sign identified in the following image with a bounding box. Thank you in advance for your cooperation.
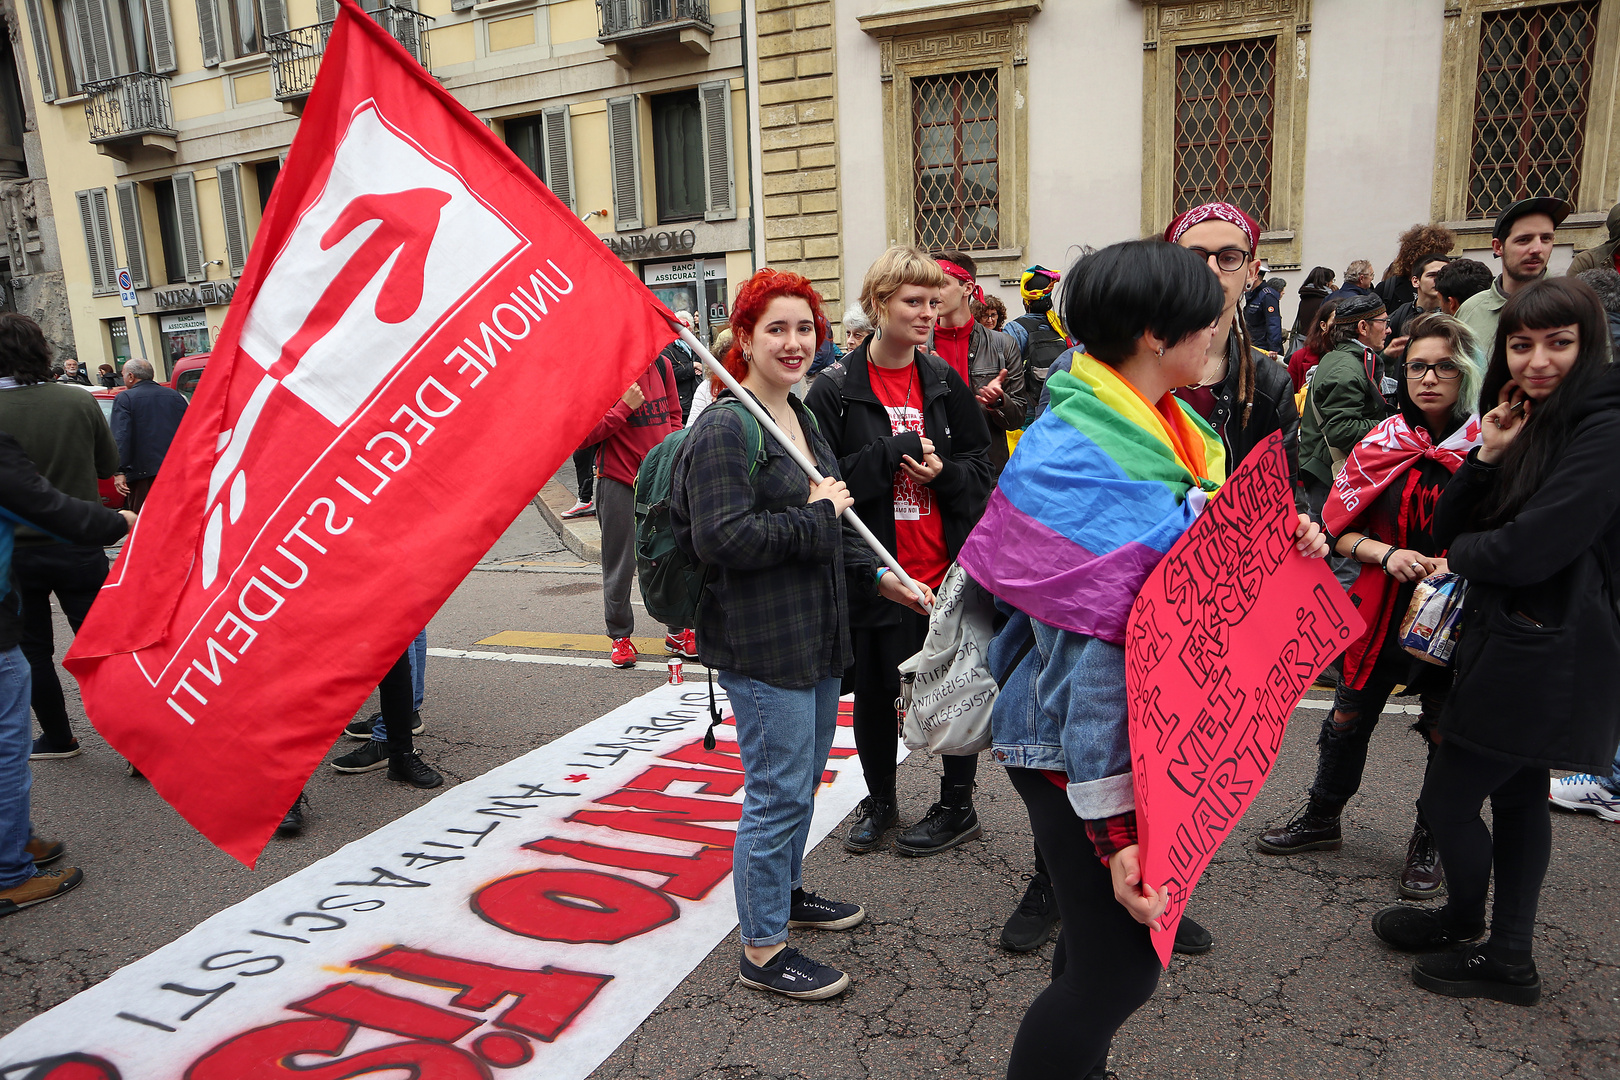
[1125,432,1364,967]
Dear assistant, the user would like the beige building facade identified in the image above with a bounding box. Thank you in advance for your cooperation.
[749,0,1620,333]
[13,0,755,377]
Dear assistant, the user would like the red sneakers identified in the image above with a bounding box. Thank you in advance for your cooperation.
[665,629,698,659]
[611,637,638,668]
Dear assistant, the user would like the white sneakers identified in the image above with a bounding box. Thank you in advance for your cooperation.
[1549,774,1620,822]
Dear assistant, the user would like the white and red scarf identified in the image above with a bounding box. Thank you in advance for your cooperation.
[1323,412,1481,536]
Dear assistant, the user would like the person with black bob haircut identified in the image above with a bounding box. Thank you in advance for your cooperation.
[970,239,1328,1077]
[1371,277,1620,1007]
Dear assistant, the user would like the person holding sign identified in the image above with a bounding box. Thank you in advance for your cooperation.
[1373,278,1620,1007]
[671,269,930,1002]
[959,241,1328,1077]
[1256,313,1482,901]
[806,247,994,857]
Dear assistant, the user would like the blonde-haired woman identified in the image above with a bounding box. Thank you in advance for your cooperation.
[807,246,995,855]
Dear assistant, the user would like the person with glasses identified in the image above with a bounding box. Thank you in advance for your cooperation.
[1258,313,1482,901]
[1166,202,1307,510]
[1299,292,1402,589]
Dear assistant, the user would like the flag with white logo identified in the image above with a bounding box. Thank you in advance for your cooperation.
[64,0,677,864]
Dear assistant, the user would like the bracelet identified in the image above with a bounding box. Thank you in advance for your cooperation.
[875,567,891,584]
[1348,536,1370,561]
[1380,547,1397,574]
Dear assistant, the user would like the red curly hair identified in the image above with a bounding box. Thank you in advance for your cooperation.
[713,268,827,389]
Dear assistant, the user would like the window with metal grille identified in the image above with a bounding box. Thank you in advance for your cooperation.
[1174,37,1275,230]
[1467,1,1597,220]
[912,70,999,252]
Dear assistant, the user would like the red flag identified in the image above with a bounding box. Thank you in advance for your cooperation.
[64,0,676,865]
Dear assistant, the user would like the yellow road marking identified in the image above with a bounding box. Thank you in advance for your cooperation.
[477,630,669,653]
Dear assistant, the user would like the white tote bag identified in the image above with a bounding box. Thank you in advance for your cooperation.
[898,564,1002,756]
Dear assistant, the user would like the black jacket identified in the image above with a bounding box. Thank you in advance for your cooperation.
[110,379,189,481]
[0,430,128,649]
[1434,366,1620,772]
[671,391,873,689]
[805,343,993,628]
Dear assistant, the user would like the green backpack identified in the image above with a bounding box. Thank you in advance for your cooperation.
[634,400,767,631]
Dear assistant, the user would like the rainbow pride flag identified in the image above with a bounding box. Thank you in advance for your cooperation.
[957,353,1225,644]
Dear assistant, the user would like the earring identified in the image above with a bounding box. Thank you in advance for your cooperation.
[1157,347,1165,357]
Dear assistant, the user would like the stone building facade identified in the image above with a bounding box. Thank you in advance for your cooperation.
[0,0,74,360]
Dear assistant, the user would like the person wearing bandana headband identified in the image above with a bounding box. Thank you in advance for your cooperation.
[1165,203,1308,519]
[931,250,1026,476]
[1003,265,1076,426]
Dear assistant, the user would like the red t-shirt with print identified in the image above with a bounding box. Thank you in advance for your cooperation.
[867,360,951,590]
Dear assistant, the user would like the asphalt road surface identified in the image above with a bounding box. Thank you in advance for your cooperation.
[3,503,1617,1079]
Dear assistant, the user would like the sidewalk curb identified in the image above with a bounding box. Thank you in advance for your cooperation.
[533,480,602,563]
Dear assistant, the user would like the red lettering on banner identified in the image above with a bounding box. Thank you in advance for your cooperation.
[353,946,611,1042]
[622,765,746,798]
[472,868,678,944]
[523,837,733,900]
[290,982,482,1042]
[658,739,746,772]
[6,1056,119,1080]
[184,1016,485,1080]
[569,791,741,847]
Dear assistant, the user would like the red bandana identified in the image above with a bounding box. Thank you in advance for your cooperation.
[937,259,985,304]
[1323,413,1482,535]
[1163,202,1260,251]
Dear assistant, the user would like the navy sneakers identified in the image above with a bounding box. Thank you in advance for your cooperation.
[787,887,866,931]
[738,946,850,1000]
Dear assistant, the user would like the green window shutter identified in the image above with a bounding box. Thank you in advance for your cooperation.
[21,0,58,102]
[115,181,150,289]
[172,171,206,282]
[699,80,735,222]
[145,0,177,72]
[195,0,221,67]
[542,105,574,213]
[216,162,249,277]
[607,95,642,232]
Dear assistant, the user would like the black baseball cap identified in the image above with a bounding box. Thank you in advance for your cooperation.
[1492,197,1571,241]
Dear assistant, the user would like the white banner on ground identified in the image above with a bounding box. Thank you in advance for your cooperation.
[0,683,875,1079]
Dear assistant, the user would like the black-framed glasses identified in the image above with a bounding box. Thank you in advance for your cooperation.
[1184,246,1251,272]
[1404,360,1462,380]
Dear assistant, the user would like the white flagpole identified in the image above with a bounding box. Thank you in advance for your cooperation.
[673,322,932,612]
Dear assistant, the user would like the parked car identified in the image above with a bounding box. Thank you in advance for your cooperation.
[89,386,126,510]
[168,352,209,400]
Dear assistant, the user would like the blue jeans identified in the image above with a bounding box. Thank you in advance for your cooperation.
[719,671,840,948]
[369,630,427,740]
[0,646,37,889]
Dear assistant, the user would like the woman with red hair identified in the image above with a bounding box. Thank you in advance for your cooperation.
[672,269,928,1001]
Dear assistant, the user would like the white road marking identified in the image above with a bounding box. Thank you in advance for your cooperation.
[428,647,708,675]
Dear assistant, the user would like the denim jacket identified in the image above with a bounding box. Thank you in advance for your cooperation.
[987,604,1135,819]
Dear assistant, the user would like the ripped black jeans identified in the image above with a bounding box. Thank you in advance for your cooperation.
[1308,652,1443,816]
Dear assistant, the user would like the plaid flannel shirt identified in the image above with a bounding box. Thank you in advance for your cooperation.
[1084,810,1139,864]
[671,391,875,689]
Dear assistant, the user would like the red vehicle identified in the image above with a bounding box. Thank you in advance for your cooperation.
[168,352,209,400]
[89,386,126,510]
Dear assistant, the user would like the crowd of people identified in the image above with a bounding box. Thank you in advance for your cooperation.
[4,182,1620,1078]
[645,193,1620,1075]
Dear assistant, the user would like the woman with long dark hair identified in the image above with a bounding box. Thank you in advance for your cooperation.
[963,241,1328,1075]
[1372,277,1620,1007]
[1286,299,1339,391]
[672,269,930,1000]
[806,246,994,857]
[1289,265,1336,351]
[1257,314,1482,900]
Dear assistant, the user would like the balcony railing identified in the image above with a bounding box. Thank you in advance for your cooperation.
[268,6,432,102]
[597,0,712,41]
[83,72,177,145]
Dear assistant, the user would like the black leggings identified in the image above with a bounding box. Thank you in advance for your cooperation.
[1006,768,1159,1079]
[851,607,976,799]
[379,651,416,755]
[1419,740,1551,953]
